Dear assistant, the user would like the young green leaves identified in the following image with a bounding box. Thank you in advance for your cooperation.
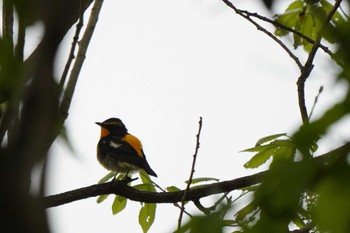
[242,133,295,169]
[274,0,345,51]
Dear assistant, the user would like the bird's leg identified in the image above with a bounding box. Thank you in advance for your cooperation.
[121,170,138,183]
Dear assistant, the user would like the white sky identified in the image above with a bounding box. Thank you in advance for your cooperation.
[16,0,350,232]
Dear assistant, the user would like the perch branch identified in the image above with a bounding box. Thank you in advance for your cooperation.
[44,171,266,208]
[43,141,350,208]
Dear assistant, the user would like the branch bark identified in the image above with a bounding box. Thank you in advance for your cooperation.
[59,0,105,120]
[178,117,203,227]
[44,171,266,208]
[44,142,350,208]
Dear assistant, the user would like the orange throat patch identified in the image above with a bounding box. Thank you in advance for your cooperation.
[100,127,110,138]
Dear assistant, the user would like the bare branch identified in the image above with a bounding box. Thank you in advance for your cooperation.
[221,0,303,70]
[178,117,203,228]
[2,0,14,43]
[308,86,324,120]
[297,0,343,124]
[58,2,85,95]
[60,0,105,119]
[239,10,335,60]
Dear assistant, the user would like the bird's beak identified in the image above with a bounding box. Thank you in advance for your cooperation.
[95,122,103,127]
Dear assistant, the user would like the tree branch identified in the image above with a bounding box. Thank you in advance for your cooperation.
[178,117,203,227]
[23,0,94,86]
[59,0,105,120]
[44,171,266,208]
[2,0,14,44]
[221,0,303,70]
[58,2,85,95]
[43,142,350,208]
[238,10,336,61]
[297,0,343,124]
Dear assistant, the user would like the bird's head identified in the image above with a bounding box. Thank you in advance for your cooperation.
[96,118,128,137]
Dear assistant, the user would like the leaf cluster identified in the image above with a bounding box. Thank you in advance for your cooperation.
[97,172,157,233]
[274,0,346,51]
[168,1,350,232]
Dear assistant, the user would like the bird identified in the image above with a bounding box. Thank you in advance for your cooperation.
[96,118,157,177]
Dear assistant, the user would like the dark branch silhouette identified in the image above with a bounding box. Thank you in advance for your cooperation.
[178,117,203,227]
[44,142,350,208]
[44,171,266,208]
[297,0,343,124]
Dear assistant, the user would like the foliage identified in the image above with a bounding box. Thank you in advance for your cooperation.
[274,0,346,51]
[97,172,157,233]
[242,133,295,168]
[1,0,350,233]
[174,0,350,233]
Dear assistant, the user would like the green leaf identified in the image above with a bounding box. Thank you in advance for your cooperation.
[166,186,181,192]
[255,133,287,146]
[285,0,305,12]
[270,139,294,147]
[235,201,258,221]
[273,144,296,161]
[97,172,116,184]
[139,203,156,233]
[244,139,295,168]
[96,172,117,202]
[96,194,109,204]
[112,195,127,215]
[185,177,219,185]
[274,0,305,36]
[241,144,276,153]
[140,171,151,183]
[244,148,276,168]
[314,172,350,233]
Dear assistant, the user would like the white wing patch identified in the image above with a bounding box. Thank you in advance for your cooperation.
[109,141,121,149]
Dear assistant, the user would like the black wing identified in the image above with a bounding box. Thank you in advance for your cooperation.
[98,135,157,177]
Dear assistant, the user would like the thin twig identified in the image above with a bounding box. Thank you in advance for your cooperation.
[193,192,229,215]
[308,86,324,120]
[58,0,85,95]
[221,0,303,70]
[238,10,335,59]
[59,0,105,119]
[297,0,343,124]
[174,203,193,218]
[178,117,203,229]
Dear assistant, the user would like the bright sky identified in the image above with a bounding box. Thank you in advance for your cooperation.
[26,0,349,232]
